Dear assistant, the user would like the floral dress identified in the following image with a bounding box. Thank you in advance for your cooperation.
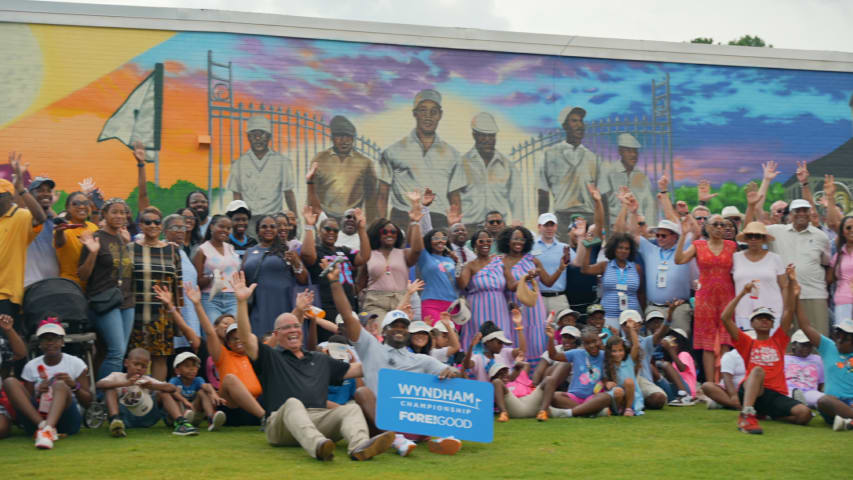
[693,239,736,351]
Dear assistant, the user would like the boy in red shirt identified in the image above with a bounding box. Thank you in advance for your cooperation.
[721,267,812,434]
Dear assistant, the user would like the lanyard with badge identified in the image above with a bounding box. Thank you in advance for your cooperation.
[657,247,674,289]
[615,263,629,311]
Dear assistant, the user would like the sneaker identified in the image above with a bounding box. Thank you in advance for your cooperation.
[173,421,199,436]
[595,407,611,417]
[208,411,226,432]
[109,418,127,438]
[737,413,763,434]
[497,411,510,423]
[669,395,696,407]
[428,436,462,455]
[706,399,723,410]
[832,415,852,432]
[791,389,807,406]
[351,431,395,461]
[35,425,57,449]
[315,438,336,461]
[396,439,417,457]
[185,410,202,427]
[535,410,548,422]
[549,407,572,418]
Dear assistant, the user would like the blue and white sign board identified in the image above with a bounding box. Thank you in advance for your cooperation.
[375,369,494,443]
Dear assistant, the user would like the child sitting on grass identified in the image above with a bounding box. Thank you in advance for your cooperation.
[491,351,561,422]
[170,352,227,431]
[425,312,461,365]
[658,328,697,406]
[324,335,359,408]
[463,311,527,382]
[604,310,643,416]
[785,330,825,408]
[721,267,812,434]
[97,348,198,437]
[700,331,751,410]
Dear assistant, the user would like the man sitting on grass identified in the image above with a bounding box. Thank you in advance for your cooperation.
[97,348,198,437]
[786,269,853,432]
[232,271,394,462]
[3,319,92,449]
[721,265,812,434]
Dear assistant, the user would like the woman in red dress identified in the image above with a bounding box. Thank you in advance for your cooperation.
[675,214,736,382]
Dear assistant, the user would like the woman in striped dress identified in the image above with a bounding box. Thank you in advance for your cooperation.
[458,229,511,349]
[497,226,550,364]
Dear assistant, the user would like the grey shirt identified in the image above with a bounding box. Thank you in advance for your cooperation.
[354,327,447,393]
[24,219,59,287]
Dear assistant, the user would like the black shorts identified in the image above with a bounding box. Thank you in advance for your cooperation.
[738,384,801,419]
[218,402,262,427]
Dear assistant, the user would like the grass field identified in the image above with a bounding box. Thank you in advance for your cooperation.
[1,405,847,479]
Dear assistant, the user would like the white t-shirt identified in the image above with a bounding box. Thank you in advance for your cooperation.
[102,372,166,416]
[430,346,451,364]
[540,345,567,365]
[731,251,785,331]
[719,349,746,388]
[22,354,87,391]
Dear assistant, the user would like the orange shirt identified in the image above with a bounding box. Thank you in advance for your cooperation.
[55,221,98,289]
[216,345,262,397]
[0,206,41,304]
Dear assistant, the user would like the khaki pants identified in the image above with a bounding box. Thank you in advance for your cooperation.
[542,294,570,316]
[645,303,693,339]
[796,299,830,337]
[265,398,369,457]
[362,290,407,320]
[505,387,545,418]
[637,375,665,398]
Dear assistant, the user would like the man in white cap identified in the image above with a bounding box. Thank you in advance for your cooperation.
[603,133,656,227]
[227,115,297,219]
[538,105,603,242]
[721,206,745,231]
[225,199,257,256]
[324,260,461,457]
[306,115,380,223]
[3,319,92,449]
[532,212,571,314]
[378,89,465,229]
[765,198,831,336]
[455,112,522,228]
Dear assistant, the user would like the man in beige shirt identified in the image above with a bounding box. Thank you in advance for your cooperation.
[603,133,656,227]
[307,116,379,222]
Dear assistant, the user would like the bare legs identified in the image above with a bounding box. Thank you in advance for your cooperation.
[219,374,264,419]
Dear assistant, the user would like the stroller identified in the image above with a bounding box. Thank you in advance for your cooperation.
[23,278,107,429]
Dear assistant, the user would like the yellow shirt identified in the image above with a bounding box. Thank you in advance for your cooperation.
[0,206,41,304]
[55,221,99,290]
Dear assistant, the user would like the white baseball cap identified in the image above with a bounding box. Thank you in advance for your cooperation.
[225,199,251,216]
[407,320,432,334]
[836,318,853,334]
[36,322,65,337]
[559,325,582,338]
[619,309,643,325]
[721,206,744,220]
[538,213,558,225]
[381,310,411,330]
[556,308,579,321]
[670,327,688,340]
[173,351,200,369]
[432,322,449,334]
[749,307,776,322]
[226,322,239,336]
[790,330,810,344]
[488,362,510,379]
[482,330,512,345]
[645,310,665,322]
[653,219,682,235]
[789,199,811,210]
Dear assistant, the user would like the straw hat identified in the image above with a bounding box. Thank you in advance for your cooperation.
[735,221,775,243]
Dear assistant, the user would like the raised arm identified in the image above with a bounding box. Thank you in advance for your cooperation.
[186,282,223,362]
[822,174,842,232]
[304,162,323,215]
[404,191,424,267]
[299,204,318,266]
[626,320,640,364]
[722,281,754,340]
[352,208,371,265]
[509,308,527,358]
[322,259,361,344]
[656,175,679,223]
[0,315,26,360]
[544,324,568,363]
[153,284,199,352]
[588,183,605,236]
[574,236,607,276]
[9,152,46,225]
[231,271,259,361]
[781,264,802,337]
[462,332,483,370]
[438,312,460,356]
[673,217,696,265]
[77,232,100,283]
[133,142,150,212]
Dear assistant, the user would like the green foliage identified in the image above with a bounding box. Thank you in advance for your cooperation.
[674,181,786,212]
[690,37,714,44]
[728,35,772,47]
[125,180,221,216]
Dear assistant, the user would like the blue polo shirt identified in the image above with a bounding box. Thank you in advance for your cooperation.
[532,237,568,292]
[638,235,693,304]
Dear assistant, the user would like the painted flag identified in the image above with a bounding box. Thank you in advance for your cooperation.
[97,63,163,161]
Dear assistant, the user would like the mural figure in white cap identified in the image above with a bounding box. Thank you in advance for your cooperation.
[537,105,603,242]
[456,112,522,229]
[378,89,466,229]
[226,114,297,218]
[603,133,656,225]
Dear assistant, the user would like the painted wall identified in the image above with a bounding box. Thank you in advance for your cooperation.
[0,22,851,225]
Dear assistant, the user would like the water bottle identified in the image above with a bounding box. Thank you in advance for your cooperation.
[37,365,53,415]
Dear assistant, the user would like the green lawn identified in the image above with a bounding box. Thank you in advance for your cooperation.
[0,405,847,479]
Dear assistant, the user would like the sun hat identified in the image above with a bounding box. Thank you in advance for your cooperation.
[790,330,810,344]
[721,206,744,220]
[173,351,200,369]
[488,362,510,379]
[482,330,512,345]
[653,219,681,235]
[789,199,811,210]
[736,221,775,243]
[447,298,471,326]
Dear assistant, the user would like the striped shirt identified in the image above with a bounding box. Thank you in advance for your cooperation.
[601,260,641,319]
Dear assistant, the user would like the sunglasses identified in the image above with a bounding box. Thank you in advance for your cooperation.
[745,233,765,240]
[487,219,504,225]
[710,222,727,228]
[344,214,355,219]
[694,216,708,221]
[167,225,187,232]
[323,226,340,233]
[381,228,398,236]
[141,218,162,226]
[70,200,89,207]
[637,221,646,226]
[655,233,670,239]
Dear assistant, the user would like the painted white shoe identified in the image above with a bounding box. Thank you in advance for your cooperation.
[35,425,58,449]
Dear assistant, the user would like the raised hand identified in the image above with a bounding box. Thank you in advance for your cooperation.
[184,282,202,305]
[545,324,554,340]
[399,302,415,320]
[824,174,836,199]
[80,231,100,254]
[230,271,257,303]
[406,278,425,294]
[319,258,341,281]
[785,263,796,282]
[657,174,669,192]
[406,189,422,208]
[78,177,97,195]
[697,179,718,203]
[294,289,315,311]
[745,181,761,206]
[586,183,602,202]
[352,207,366,229]
[302,204,317,226]
[796,160,809,184]
[469,332,483,350]
[421,187,436,207]
[740,280,758,297]
[510,307,523,327]
[152,283,173,307]
[762,161,780,181]
[0,314,13,332]
[8,151,28,188]
[306,161,319,182]
[446,203,462,226]
[133,141,146,165]
[118,226,131,244]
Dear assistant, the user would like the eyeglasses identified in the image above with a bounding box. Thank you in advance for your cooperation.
[275,324,299,332]
[745,233,765,240]
[323,226,340,233]
[487,219,504,225]
[167,226,187,232]
[637,221,646,226]
[141,218,162,226]
[381,228,398,236]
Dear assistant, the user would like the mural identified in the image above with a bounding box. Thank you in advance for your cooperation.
[1,22,852,231]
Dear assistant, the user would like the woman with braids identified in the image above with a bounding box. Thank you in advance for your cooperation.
[241,214,308,337]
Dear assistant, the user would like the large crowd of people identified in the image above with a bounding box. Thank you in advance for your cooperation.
[1,137,853,461]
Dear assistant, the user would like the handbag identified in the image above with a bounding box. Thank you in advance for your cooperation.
[88,234,126,315]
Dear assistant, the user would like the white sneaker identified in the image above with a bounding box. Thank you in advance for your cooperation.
[35,425,57,450]
[706,399,723,410]
[832,415,852,432]
[208,411,226,431]
[669,395,697,407]
[549,407,572,418]
[396,439,416,457]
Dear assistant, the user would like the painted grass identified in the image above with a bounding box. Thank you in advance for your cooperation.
[0,405,847,480]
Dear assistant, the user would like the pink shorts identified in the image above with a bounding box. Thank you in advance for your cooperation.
[565,392,591,405]
[421,299,453,326]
